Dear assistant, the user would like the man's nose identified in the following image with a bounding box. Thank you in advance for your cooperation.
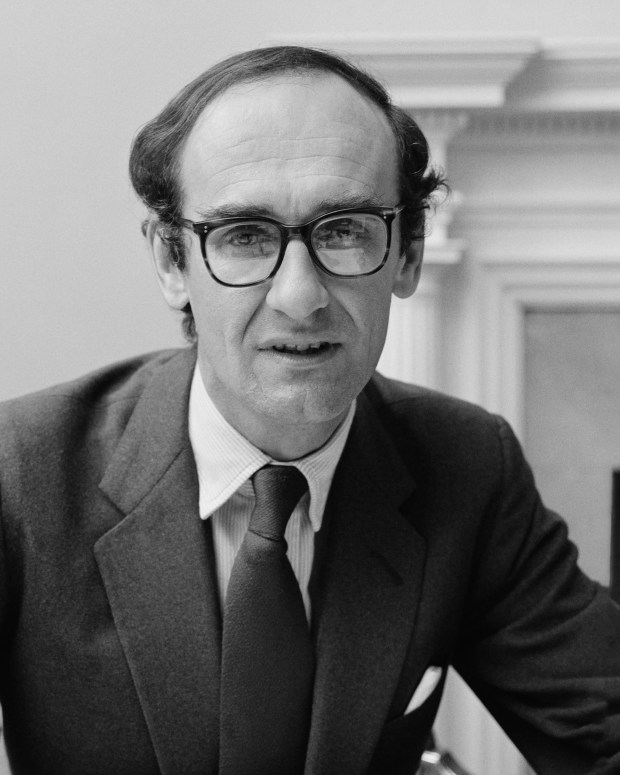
[265,237,329,319]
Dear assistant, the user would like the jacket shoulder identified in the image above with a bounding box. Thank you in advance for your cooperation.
[368,371,502,434]
[0,348,191,455]
[364,371,523,490]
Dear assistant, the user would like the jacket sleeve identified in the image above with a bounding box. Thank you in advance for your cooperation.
[453,416,620,775]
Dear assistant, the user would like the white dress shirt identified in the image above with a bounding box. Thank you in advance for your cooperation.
[188,367,355,621]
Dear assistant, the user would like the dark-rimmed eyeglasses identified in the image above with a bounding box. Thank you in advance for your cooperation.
[177,205,405,287]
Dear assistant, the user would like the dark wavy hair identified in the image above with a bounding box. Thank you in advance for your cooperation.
[129,45,447,340]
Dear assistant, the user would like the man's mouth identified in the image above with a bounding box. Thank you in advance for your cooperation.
[270,341,332,355]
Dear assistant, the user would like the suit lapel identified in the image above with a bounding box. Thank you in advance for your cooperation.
[95,349,221,775]
[306,389,427,775]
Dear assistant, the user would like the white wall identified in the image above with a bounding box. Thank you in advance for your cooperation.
[2,0,620,400]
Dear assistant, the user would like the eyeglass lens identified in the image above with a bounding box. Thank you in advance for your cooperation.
[205,213,388,285]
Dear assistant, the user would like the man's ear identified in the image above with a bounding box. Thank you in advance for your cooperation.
[146,220,190,310]
[393,238,424,299]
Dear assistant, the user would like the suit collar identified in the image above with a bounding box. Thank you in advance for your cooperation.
[99,347,197,514]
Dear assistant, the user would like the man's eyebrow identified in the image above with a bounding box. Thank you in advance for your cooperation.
[312,194,386,213]
[193,203,271,220]
[192,194,388,222]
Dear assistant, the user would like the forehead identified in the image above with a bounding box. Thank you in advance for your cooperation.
[179,73,399,219]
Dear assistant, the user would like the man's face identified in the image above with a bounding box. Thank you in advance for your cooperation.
[152,73,421,458]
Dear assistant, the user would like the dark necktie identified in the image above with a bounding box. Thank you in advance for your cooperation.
[219,465,314,775]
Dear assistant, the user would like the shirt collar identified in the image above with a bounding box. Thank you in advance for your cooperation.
[188,366,356,532]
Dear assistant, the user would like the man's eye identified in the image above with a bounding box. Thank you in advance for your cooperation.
[314,219,366,248]
[224,227,268,245]
[211,223,280,259]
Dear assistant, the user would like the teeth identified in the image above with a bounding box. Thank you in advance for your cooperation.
[273,342,328,353]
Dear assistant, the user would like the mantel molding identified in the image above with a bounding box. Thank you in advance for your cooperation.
[456,199,620,227]
[480,261,620,432]
[451,199,620,264]
[333,37,538,109]
[457,112,620,144]
[507,41,620,111]
[275,36,620,113]
[275,35,537,108]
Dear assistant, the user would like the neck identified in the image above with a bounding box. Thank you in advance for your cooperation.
[197,363,353,460]
[229,410,348,461]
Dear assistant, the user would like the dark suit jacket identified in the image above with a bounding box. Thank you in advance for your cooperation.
[1,348,620,775]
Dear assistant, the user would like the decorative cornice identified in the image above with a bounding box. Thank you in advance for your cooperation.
[450,199,620,267]
[272,36,620,113]
[336,37,538,109]
[275,35,538,109]
[450,200,620,264]
[454,199,620,224]
[507,41,620,111]
[454,112,620,145]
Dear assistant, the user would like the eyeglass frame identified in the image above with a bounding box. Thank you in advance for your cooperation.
[176,205,406,288]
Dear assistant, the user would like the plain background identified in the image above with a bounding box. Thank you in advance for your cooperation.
[2,0,620,401]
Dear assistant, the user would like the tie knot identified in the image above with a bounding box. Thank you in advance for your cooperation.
[250,465,308,540]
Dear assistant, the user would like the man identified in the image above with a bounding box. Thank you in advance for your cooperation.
[1,45,619,775]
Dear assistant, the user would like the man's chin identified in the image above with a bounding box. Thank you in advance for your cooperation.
[256,381,355,430]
